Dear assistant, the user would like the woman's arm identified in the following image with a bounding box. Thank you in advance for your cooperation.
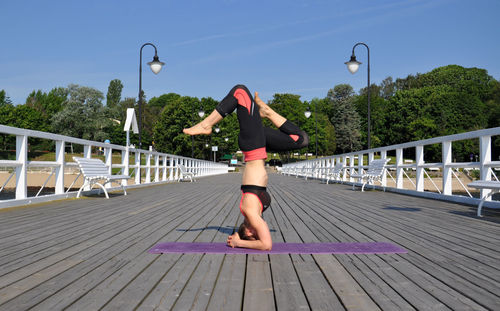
[227,215,272,250]
[227,194,272,250]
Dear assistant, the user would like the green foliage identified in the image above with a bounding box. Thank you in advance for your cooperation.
[353,91,387,148]
[106,79,124,119]
[327,84,362,153]
[26,87,67,117]
[267,93,335,157]
[106,79,123,108]
[350,65,498,161]
[51,84,112,142]
[153,95,226,157]
[0,103,50,151]
[0,90,13,106]
[1,64,497,162]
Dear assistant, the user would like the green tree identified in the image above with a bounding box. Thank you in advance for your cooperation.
[106,79,123,108]
[354,84,387,148]
[106,79,124,120]
[25,88,68,133]
[0,90,13,106]
[328,84,362,153]
[153,96,201,156]
[379,76,395,99]
[51,84,112,141]
[304,98,336,156]
[383,85,488,160]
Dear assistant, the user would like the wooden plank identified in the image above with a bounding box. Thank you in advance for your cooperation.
[1,183,225,309]
[267,186,345,310]
[65,182,237,310]
[274,176,500,310]
[243,254,275,311]
[1,192,205,309]
[278,178,500,310]
[110,192,238,310]
[314,254,381,311]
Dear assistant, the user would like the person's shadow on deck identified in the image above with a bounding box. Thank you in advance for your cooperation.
[177,226,276,234]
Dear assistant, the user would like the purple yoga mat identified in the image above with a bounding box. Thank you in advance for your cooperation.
[148,242,407,254]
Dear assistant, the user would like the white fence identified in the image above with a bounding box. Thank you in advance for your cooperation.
[282,127,500,209]
[0,124,229,209]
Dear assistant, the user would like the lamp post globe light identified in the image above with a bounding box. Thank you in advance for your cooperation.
[138,43,164,148]
[198,108,205,118]
[345,42,371,149]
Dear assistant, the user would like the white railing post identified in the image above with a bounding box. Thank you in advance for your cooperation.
[82,145,92,191]
[396,148,403,189]
[83,145,91,158]
[122,148,129,186]
[349,155,355,182]
[381,150,387,187]
[145,152,151,183]
[358,153,364,179]
[479,135,492,200]
[135,152,141,185]
[169,156,175,181]
[55,140,65,194]
[341,156,347,182]
[162,156,167,181]
[154,154,160,182]
[174,157,179,181]
[104,147,112,188]
[15,135,28,199]
[442,141,452,195]
[416,145,424,192]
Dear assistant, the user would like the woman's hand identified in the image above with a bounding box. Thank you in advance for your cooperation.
[227,232,241,248]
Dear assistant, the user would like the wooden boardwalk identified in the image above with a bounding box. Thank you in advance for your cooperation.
[0,172,499,311]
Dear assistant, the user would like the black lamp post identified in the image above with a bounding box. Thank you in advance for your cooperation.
[138,42,164,148]
[345,42,371,149]
[304,104,318,158]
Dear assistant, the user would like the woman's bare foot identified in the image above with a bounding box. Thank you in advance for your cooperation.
[254,92,272,118]
[183,109,223,136]
[254,91,286,127]
[183,122,212,135]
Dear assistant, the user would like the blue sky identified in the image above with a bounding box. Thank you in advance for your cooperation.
[1,0,499,105]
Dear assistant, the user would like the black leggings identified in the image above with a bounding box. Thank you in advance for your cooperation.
[215,85,309,161]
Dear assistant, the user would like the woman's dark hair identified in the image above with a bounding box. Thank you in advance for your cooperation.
[238,222,255,240]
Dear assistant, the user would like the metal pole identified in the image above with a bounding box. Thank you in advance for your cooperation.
[351,42,371,149]
[138,43,159,149]
[138,49,142,148]
[191,105,194,158]
[315,101,318,158]
[367,45,371,150]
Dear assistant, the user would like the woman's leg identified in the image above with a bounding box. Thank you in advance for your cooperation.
[184,85,267,161]
[254,92,309,152]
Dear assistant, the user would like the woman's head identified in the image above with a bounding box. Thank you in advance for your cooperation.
[238,220,257,240]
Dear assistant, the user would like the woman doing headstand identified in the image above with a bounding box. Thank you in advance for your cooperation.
[183,85,308,250]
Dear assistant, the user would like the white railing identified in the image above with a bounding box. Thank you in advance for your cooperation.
[0,124,229,209]
[282,127,500,208]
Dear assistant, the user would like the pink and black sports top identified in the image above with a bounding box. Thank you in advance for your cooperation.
[239,185,271,216]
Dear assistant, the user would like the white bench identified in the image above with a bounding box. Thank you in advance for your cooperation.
[468,180,500,217]
[73,157,129,199]
[304,164,317,181]
[350,158,391,192]
[326,162,344,185]
[177,164,196,182]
